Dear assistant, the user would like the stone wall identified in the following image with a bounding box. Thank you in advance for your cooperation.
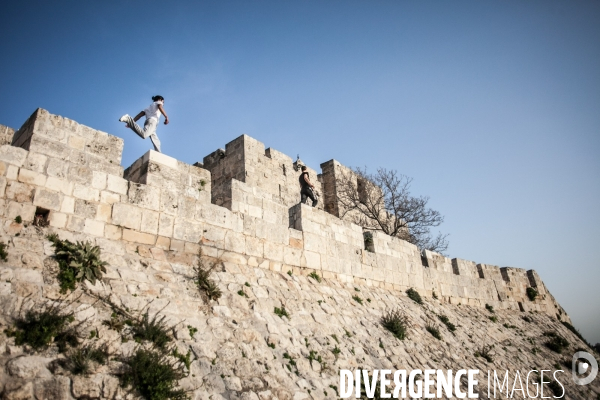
[0,125,14,147]
[203,135,323,211]
[0,108,594,399]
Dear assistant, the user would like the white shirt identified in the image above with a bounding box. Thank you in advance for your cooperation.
[144,100,163,121]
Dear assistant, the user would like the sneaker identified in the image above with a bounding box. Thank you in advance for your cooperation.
[119,114,130,123]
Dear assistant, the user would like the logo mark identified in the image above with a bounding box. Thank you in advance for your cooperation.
[572,351,598,386]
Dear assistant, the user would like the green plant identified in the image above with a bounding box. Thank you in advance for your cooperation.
[287,270,293,276]
[544,332,569,353]
[102,312,125,332]
[283,352,298,374]
[63,343,109,375]
[489,316,498,323]
[526,287,538,301]
[5,301,78,351]
[438,315,456,332]
[474,345,494,363]
[120,347,188,400]
[332,346,341,357]
[485,303,495,313]
[172,348,194,373]
[381,309,408,340]
[274,306,290,319]
[47,235,108,293]
[406,288,423,305]
[0,242,7,262]
[331,334,339,344]
[308,272,322,283]
[352,295,363,305]
[244,282,250,287]
[522,315,532,323]
[426,324,442,340]
[237,289,247,297]
[131,311,173,350]
[267,341,275,349]
[194,254,222,302]
[14,215,22,224]
[187,326,197,339]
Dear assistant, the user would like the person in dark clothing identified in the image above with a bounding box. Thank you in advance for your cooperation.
[299,166,318,207]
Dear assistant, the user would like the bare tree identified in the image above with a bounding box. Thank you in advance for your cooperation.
[337,167,448,253]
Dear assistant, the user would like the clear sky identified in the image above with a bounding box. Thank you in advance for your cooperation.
[1,1,598,343]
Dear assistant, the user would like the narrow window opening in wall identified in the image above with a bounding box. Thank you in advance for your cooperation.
[420,252,429,267]
[518,302,524,312]
[500,268,510,282]
[451,259,460,275]
[476,264,485,279]
[33,207,50,227]
[357,177,367,205]
[363,231,374,253]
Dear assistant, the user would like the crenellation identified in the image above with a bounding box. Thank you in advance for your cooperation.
[0,108,572,333]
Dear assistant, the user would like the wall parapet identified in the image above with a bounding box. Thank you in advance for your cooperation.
[0,108,569,322]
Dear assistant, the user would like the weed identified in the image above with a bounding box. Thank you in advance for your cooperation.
[308,272,321,283]
[237,289,247,297]
[120,347,188,400]
[354,287,360,292]
[130,311,173,350]
[485,304,495,313]
[522,315,532,323]
[287,270,293,276]
[267,341,275,349]
[14,215,22,224]
[526,287,538,301]
[6,301,77,351]
[426,324,442,340]
[283,352,298,374]
[350,347,355,355]
[438,315,456,332]
[345,329,353,338]
[331,334,339,344]
[0,242,7,262]
[187,325,198,339]
[102,312,125,332]
[561,321,594,349]
[352,295,363,305]
[332,346,341,358]
[544,332,569,353]
[63,343,109,375]
[194,253,222,302]
[489,316,498,323]
[406,288,423,305]
[531,347,540,355]
[307,350,323,365]
[47,235,108,293]
[381,309,408,340]
[367,298,371,303]
[172,347,194,373]
[503,323,517,329]
[274,306,290,319]
[379,338,384,349]
[244,282,251,287]
[474,345,494,363]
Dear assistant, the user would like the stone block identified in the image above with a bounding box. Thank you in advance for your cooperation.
[96,203,112,222]
[224,231,245,253]
[112,203,142,230]
[6,181,34,202]
[173,219,204,242]
[100,190,121,204]
[45,176,74,195]
[74,199,97,218]
[91,171,107,190]
[122,229,156,245]
[23,153,47,173]
[48,211,67,228]
[245,236,264,257]
[84,219,105,236]
[6,164,18,180]
[6,201,36,222]
[141,209,159,234]
[0,145,27,167]
[73,183,99,202]
[264,241,284,262]
[128,182,160,211]
[66,215,85,232]
[60,196,75,214]
[107,174,128,194]
[33,188,63,211]
[0,176,6,197]
[104,224,122,240]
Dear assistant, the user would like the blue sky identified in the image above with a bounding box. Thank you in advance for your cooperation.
[1,1,599,343]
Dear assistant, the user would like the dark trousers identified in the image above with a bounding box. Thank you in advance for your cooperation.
[300,187,318,207]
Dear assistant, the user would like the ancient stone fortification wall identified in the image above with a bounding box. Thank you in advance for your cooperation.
[0,108,592,399]
[0,109,567,319]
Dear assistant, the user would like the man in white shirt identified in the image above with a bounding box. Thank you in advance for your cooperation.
[119,95,169,153]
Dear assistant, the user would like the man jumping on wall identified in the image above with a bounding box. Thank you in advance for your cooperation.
[119,95,169,153]
[299,166,318,207]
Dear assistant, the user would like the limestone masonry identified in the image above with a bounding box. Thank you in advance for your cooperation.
[0,109,596,399]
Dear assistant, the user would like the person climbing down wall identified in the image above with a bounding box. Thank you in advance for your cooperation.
[299,165,318,207]
[119,95,169,153]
